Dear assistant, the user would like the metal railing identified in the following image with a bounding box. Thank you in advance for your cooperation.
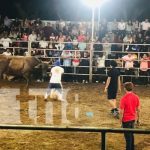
[1,40,150,82]
[0,124,150,150]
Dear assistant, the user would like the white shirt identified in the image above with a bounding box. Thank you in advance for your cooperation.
[97,56,106,68]
[3,51,12,56]
[0,38,12,49]
[141,21,150,31]
[50,66,64,83]
[118,22,126,30]
[39,41,48,48]
[28,34,37,42]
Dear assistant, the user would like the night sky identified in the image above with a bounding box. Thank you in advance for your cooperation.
[0,0,150,21]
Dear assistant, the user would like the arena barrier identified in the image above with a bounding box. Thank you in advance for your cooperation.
[0,124,150,150]
[1,41,150,82]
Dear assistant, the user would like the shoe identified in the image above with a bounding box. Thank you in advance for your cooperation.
[113,109,119,119]
[111,108,119,119]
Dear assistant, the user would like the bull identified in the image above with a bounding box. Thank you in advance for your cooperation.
[0,55,48,87]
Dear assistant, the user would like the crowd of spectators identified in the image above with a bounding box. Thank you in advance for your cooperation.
[0,15,150,84]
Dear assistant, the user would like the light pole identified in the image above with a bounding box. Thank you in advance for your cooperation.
[82,0,109,82]
[82,0,101,82]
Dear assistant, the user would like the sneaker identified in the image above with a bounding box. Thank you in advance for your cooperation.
[113,110,119,119]
[110,108,119,119]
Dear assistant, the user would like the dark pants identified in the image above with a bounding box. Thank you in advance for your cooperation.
[139,70,148,85]
[122,120,135,150]
[124,69,134,83]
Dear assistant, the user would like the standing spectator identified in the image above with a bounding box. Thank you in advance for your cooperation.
[122,53,136,82]
[104,60,121,117]
[111,19,118,33]
[95,52,106,82]
[93,39,103,58]
[79,52,89,83]
[132,20,140,33]
[61,50,72,82]
[102,39,111,59]
[119,82,140,150]
[0,34,12,50]
[28,31,37,49]
[4,16,11,31]
[28,31,37,42]
[126,20,133,34]
[140,54,149,85]
[118,19,126,37]
[141,19,150,33]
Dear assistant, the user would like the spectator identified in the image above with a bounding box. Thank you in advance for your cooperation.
[0,34,12,49]
[79,52,89,83]
[139,53,149,85]
[102,39,111,58]
[28,31,37,42]
[141,19,150,32]
[126,20,133,34]
[61,50,72,82]
[118,19,126,37]
[2,48,12,56]
[122,53,136,82]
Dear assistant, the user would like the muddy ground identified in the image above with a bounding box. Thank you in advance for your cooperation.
[0,80,150,150]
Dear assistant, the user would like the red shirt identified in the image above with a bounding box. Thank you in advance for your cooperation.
[148,57,150,68]
[120,92,140,122]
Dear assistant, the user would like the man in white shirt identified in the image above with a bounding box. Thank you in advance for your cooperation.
[141,19,150,31]
[0,35,12,49]
[39,37,48,48]
[118,19,126,37]
[44,60,64,101]
[2,49,12,56]
[28,31,37,42]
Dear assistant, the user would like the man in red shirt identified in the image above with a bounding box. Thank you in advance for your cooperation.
[119,82,140,150]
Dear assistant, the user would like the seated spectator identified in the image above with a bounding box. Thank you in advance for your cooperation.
[123,34,133,44]
[2,48,12,56]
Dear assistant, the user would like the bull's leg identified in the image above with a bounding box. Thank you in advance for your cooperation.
[23,73,30,88]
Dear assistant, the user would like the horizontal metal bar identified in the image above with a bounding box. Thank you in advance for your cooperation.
[0,124,150,134]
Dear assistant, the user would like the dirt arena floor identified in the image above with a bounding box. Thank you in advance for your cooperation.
[0,80,150,150]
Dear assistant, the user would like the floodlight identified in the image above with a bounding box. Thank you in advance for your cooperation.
[82,0,102,8]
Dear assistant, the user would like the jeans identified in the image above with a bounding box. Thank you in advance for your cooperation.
[122,120,135,150]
